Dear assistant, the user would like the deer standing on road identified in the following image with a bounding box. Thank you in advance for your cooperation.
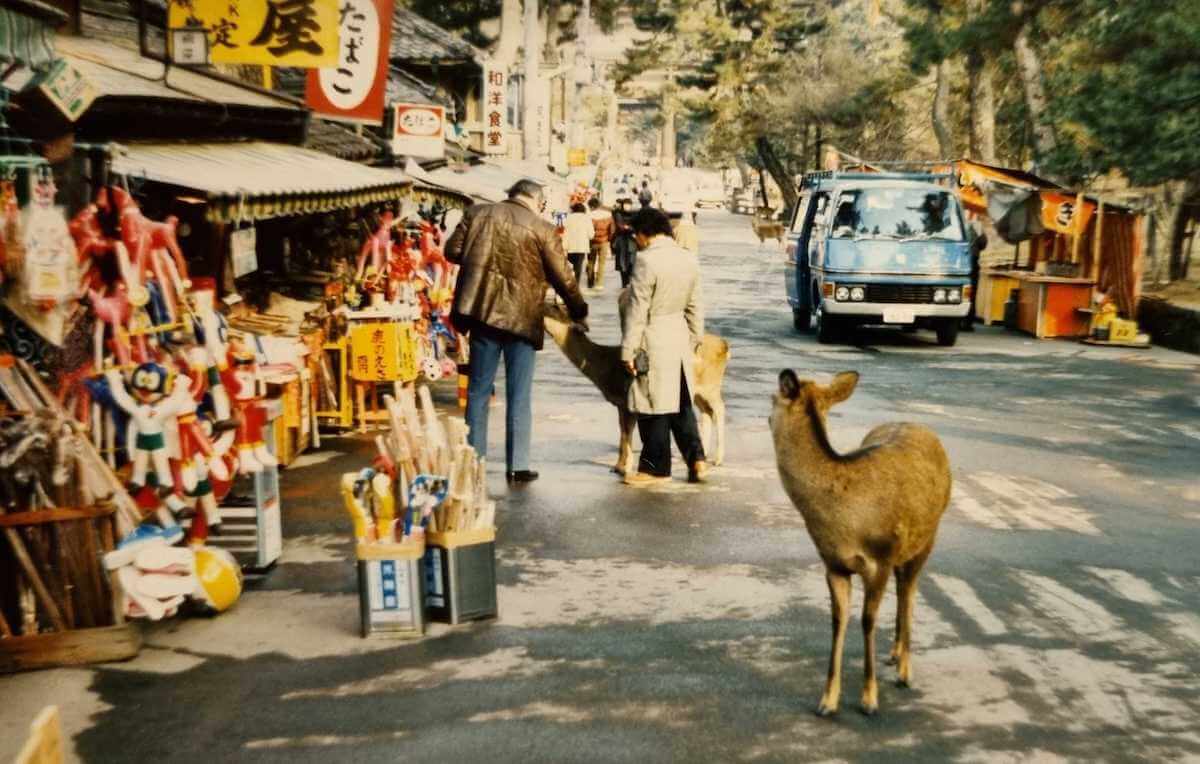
[543,303,729,474]
[752,207,786,248]
[769,370,951,716]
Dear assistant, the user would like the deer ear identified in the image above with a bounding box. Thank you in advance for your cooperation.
[778,369,801,400]
[827,371,859,403]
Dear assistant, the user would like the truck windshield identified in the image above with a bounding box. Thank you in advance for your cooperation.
[830,188,964,242]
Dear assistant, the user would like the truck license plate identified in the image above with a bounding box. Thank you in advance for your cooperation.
[883,308,916,324]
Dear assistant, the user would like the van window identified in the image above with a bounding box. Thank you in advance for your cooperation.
[790,192,810,232]
[831,188,965,241]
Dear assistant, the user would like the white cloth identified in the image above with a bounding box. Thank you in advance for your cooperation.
[563,211,594,254]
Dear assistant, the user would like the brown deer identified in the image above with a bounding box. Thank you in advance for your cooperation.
[543,303,729,475]
[752,207,786,247]
[769,369,951,717]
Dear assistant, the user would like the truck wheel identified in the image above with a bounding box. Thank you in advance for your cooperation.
[793,307,810,332]
[936,320,960,347]
[814,305,839,344]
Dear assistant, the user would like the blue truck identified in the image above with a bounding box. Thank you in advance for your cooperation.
[785,171,973,346]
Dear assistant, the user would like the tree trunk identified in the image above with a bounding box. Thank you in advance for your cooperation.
[522,0,542,161]
[1011,1,1056,161]
[660,98,676,169]
[756,135,798,214]
[543,0,561,65]
[932,61,954,159]
[496,0,522,66]
[967,0,997,163]
[1168,179,1200,281]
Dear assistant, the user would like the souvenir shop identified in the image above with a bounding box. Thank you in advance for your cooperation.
[0,128,481,670]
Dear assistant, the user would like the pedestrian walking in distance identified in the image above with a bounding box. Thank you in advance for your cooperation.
[673,210,700,254]
[446,180,589,484]
[564,202,593,288]
[588,196,615,291]
[612,199,638,289]
[638,181,654,209]
[620,207,708,486]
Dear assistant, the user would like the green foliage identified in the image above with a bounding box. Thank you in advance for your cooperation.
[406,0,503,47]
[1043,0,1200,185]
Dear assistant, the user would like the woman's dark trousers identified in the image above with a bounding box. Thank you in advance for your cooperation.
[636,371,705,477]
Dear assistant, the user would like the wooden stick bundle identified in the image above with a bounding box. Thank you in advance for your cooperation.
[371,385,495,536]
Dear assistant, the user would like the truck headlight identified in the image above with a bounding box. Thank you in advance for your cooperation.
[947,288,962,304]
[933,289,947,304]
[849,286,865,302]
[835,286,850,301]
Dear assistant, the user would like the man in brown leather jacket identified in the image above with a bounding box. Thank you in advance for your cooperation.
[446,179,589,483]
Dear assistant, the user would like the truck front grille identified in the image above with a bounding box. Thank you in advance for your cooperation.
[864,284,937,304]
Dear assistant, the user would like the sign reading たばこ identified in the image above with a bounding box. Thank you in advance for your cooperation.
[304,0,392,123]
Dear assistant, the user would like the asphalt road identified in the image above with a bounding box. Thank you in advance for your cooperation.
[4,210,1199,763]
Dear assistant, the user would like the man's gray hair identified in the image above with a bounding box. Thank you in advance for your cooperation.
[507,179,544,200]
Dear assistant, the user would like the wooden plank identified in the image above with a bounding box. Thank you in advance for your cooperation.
[3,528,68,632]
[0,624,141,674]
[15,705,62,764]
[0,506,116,528]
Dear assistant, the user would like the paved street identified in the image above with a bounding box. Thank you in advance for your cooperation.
[4,211,1200,762]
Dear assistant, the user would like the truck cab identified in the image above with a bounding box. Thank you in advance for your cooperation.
[785,172,973,346]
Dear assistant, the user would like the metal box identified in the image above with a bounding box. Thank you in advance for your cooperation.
[424,528,498,625]
[357,541,425,638]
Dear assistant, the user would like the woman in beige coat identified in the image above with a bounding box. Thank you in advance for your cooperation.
[620,207,707,486]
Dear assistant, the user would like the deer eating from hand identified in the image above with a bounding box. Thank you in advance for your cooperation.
[769,369,951,716]
[543,303,729,474]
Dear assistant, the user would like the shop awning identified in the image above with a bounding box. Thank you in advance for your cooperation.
[409,159,571,208]
[111,141,412,223]
[0,1,65,75]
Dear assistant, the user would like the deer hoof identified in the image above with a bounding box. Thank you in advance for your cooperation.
[611,465,627,476]
[895,677,911,689]
[885,653,899,666]
[860,702,879,717]
[814,702,838,718]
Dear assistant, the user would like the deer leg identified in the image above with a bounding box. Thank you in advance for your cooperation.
[895,546,933,688]
[713,400,726,466]
[614,408,636,476]
[817,570,852,717]
[888,566,907,666]
[860,568,889,716]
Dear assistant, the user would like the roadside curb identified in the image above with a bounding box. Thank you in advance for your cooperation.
[1139,297,1200,355]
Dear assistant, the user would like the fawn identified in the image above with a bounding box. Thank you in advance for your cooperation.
[770,369,951,716]
[543,303,729,474]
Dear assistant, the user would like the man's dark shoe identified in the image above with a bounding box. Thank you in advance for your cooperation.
[506,470,539,483]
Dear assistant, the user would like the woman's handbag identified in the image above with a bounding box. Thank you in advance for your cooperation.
[633,349,650,376]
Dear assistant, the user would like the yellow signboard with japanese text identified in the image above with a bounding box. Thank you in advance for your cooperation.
[349,320,418,382]
[168,0,339,67]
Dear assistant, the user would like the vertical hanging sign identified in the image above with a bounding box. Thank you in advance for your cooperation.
[304,0,392,124]
[482,64,507,155]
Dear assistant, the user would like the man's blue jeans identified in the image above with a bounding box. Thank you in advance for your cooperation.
[465,328,536,472]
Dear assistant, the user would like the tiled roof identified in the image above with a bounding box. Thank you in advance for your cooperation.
[386,67,443,107]
[304,120,381,163]
[390,7,481,64]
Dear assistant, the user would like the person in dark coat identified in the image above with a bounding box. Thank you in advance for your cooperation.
[446,180,589,483]
[611,199,638,288]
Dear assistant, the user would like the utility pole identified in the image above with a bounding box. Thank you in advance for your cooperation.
[522,0,542,161]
